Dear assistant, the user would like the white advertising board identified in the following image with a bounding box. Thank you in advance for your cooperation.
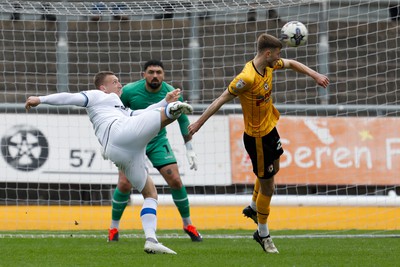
[0,114,231,186]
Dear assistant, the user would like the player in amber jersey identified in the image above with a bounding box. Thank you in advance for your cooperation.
[189,34,329,254]
[107,60,202,243]
[229,59,284,138]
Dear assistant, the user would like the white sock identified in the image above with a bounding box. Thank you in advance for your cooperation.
[165,102,181,119]
[258,223,270,238]
[110,220,120,229]
[250,200,257,211]
[182,217,192,227]
[141,198,158,242]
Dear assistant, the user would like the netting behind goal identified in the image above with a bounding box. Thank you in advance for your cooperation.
[0,0,399,231]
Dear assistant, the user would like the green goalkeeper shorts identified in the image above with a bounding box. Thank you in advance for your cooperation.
[146,137,177,170]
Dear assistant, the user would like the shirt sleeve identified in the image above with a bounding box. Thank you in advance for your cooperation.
[228,73,253,96]
[130,99,167,116]
[39,92,87,107]
[274,59,284,70]
[177,113,190,137]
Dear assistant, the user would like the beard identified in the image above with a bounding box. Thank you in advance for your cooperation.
[147,80,161,89]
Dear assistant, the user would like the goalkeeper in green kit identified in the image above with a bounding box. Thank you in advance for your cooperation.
[108,59,202,242]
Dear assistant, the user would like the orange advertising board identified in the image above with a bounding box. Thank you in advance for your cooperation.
[229,115,400,185]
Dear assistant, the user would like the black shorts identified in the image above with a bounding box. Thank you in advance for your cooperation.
[243,127,284,179]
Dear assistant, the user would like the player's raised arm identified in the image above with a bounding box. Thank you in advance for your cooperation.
[188,89,236,135]
[282,58,330,88]
[25,92,87,111]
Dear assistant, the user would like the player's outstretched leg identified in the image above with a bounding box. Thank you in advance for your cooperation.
[242,205,258,224]
[253,230,279,254]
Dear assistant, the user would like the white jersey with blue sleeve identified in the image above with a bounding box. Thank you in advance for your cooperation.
[38,89,166,192]
[82,90,131,146]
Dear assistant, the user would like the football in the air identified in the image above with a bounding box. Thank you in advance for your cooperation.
[280,21,308,47]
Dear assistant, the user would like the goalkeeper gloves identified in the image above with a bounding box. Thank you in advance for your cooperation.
[185,140,198,171]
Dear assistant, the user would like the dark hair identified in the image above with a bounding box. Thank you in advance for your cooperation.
[93,71,115,88]
[143,59,164,71]
[257,33,282,53]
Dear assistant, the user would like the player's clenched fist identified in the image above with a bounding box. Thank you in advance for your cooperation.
[25,96,41,110]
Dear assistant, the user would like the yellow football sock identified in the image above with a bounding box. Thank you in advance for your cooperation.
[252,178,260,203]
[256,193,271,224]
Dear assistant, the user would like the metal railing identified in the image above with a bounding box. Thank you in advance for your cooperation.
[2,103,400,116]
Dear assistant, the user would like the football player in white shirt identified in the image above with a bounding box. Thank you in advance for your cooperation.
[25,71,193,255]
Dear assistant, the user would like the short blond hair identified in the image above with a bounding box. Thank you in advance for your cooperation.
[93,71,115,89]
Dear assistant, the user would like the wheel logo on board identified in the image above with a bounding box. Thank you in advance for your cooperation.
[1,125,49,171]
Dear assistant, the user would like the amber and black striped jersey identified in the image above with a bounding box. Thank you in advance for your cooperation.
[228,59,284,137]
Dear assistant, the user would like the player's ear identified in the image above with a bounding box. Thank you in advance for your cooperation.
[98,85,106,92]
[264,49,271,58]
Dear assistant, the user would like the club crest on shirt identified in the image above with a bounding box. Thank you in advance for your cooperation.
[264,82,269,91]
[235,79,246,89]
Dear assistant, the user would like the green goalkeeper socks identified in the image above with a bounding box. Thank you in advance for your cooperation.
[171,186,190,219]
[111,188,130,221]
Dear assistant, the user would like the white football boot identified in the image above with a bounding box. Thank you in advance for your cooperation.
[167,101,193,119]
[253,230,279,254]
[144,240,177,255]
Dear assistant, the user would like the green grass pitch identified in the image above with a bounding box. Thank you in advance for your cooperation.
[1,230,399,267]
